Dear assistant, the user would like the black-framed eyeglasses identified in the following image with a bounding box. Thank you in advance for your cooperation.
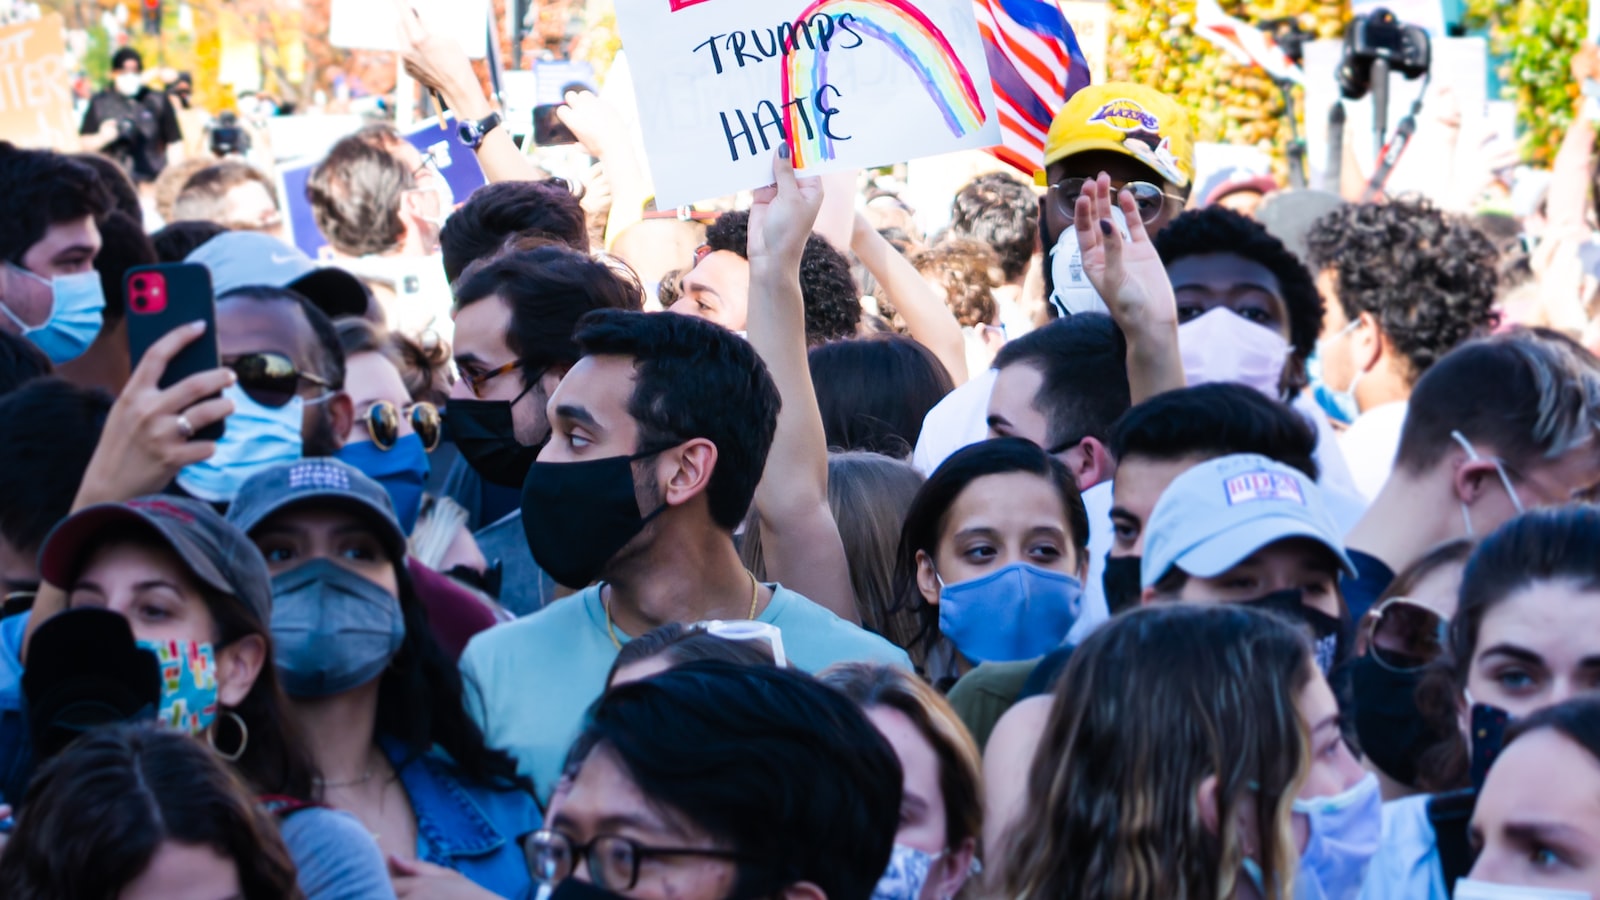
[525,829,751,891]
[228,352,331,408]
[1048,177,1176,224]
[362,400,441,452]
[1361,596,1449,673]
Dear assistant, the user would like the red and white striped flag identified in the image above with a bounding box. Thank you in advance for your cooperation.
[974,0,1092,176]
[1192,0,1304,84]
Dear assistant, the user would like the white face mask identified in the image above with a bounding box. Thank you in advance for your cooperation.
[1047,205,1128,318]
[1291,773,1382,900]
[114,73,143,96]
[1454,880,1592,900]
[1450,430,1525,537]
[1178,307,1292,399]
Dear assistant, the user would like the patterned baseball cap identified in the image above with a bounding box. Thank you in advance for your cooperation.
[1038,82,1195,190]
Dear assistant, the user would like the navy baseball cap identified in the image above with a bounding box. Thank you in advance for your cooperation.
[227,458,406,562]
[186,231,370,320]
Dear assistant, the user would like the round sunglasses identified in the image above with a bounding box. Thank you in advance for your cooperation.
[228,352,331,409]
[1360,596,1449,673]
[361,400,441,452]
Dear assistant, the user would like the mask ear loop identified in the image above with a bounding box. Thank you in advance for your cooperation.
[1451,430,1526,528]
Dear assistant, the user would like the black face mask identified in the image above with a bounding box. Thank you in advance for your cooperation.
[1347,653,1434,787]
[446,399,541,488]
[548,877,630,900]
[1244,589,1346,674]
[1102,553,1143,616]
[521,448,669,589]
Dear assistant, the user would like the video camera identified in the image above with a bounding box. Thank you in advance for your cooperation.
[1337,7,1430,100]
[209,110,251,157]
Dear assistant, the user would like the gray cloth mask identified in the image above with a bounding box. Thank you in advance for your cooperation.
[270,558,406,698]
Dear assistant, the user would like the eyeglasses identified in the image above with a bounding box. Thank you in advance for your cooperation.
[1361,597,1449,672]
[691,243,713,268]
[460,359,520,399]
[361,400,441,452]
[229,352,331,408]
[1048,178,1176,224]
[525,830,751,891]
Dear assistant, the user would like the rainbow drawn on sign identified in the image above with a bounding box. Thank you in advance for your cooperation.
[780,0,987,168]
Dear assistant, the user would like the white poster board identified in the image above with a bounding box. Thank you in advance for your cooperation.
[616,0,1001,208]
[330,0,489,58]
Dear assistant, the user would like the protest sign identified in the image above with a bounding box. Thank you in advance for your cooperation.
[330,0,490,58]
[0,14,75,151]
[616,0,1001,208]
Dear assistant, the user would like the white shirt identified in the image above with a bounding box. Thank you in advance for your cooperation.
[1339,400,1409,504]
[1359,795,1445,900]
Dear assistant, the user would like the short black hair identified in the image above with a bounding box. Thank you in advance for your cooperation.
[949,172,1038,282]
[703,210,860,344]
[574,309,781,530]
[0,331,51,398]
[993,312,1131,449]
[440,180,588,282]
[454,244,642,390]
[1306,198,1498,384]
[150,220,226,263]
[110,47,143,71]
[71,153,142,223]
[0,378,111,561]
[305,132,411,257]
[1110,382,1319,479]
[1154,206,1323,397]
[809,335,953,458]
[0,145,108,265]
[93,211,157,326]
[217,286,346,390]
[573,661,901,900]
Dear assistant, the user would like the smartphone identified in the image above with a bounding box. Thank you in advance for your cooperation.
[533,103,578,146]
[124,263,224,441]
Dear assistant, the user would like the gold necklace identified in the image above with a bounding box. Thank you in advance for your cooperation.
[604,571,760,649]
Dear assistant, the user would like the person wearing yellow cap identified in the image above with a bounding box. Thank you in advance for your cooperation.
[1037,83,1196,317]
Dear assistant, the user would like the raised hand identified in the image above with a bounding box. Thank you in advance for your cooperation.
[1072,172,1178,333]
[746,146,825,265]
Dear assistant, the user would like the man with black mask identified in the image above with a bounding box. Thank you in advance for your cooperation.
[443,243,640,613]
[79,48,182,184]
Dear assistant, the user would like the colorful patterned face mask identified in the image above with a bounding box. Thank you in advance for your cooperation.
[138,639,220,736]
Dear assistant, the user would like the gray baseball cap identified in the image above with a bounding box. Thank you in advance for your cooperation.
[1141,453,1356,590]
[227,458,405,562]
[186,231,370,320]
[40,495,274,624]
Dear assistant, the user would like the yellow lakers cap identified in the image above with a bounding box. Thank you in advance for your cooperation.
[1036,83,1195,190]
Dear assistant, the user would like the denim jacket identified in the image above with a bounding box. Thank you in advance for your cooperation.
[381,735,542,897]
[0,613,31,806]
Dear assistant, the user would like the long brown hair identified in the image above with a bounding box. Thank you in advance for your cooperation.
[995,604,1310,900]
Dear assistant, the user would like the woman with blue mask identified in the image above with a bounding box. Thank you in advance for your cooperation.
[1363,507,1600,900]
[893,438,1090,687]
[822,663,982,900]
[36,496,396,899]
[228,459,540,897]
[333,318,441,534]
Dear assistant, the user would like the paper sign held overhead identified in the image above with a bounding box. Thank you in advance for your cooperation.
[0,14,76,151]
[330,0,490,58]
[616,0,1001,208]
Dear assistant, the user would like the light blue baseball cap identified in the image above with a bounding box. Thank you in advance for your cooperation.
[186,231,369,319]
[1140,453,1356,590]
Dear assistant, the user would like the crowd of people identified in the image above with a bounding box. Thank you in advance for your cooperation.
[3,16,1600,900]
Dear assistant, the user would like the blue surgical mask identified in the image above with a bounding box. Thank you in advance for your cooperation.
[270,558,406,698]
[1291,773,1382,900]
[336,433,429,534]
[1454,880,1592,899]
[2,264,106,364]
[937,562,1083,663]
[178,383,307,503]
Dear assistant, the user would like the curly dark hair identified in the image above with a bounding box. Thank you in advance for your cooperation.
[704,210,860,344]
[949,171,1038,282]
[1154,207,1323,400]
[1305,198,1498,384]
[907,239,999,328]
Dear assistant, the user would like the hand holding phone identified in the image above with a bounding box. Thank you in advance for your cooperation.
[125,263,224,442]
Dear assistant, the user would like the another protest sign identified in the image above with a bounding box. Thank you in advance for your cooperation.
[330,0,490,58]
[0,14,75,151]
[616,0,1001,208]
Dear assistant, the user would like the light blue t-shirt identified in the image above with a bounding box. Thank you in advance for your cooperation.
[1359,794,1445,900]
[460,583,911,800]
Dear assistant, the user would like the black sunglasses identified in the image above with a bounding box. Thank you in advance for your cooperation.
[362,400,441,452]
[228,352,331,408]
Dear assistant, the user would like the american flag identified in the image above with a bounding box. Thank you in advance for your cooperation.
[974,0,1092,176]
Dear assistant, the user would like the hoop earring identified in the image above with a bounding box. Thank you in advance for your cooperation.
[207,710,249,762]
